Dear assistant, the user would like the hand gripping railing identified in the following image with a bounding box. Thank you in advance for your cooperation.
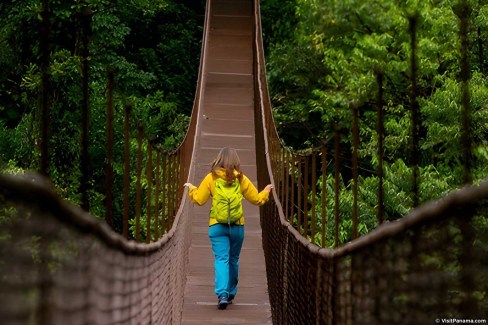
[253,0,488,323]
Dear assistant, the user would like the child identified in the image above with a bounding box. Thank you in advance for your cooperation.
[184,147,273,310]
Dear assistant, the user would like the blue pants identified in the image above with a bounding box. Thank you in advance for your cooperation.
[208,224,245,299]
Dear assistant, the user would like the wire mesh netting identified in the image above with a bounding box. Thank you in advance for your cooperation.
[0,174,192,325]
[260,184,488,324]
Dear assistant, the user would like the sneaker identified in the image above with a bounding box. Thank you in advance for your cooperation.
[218,296,228,310]
[228,294,235,304]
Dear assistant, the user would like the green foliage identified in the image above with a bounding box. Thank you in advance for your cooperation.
[0,0,203,235]
[262,0,488,243]
[260,0,299,49]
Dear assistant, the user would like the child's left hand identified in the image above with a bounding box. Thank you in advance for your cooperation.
[184,182,193,188]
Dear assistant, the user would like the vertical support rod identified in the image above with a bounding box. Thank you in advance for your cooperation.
[303,155,309,238]
[161,153,168,234]
[104,68,115,228]
[290,155,295,223]
[135,125,143,242]
[376,72,385,224]
[176,150,182,207]
[285,150,290,219]
[351,102,359,240]
[311,152,317,244]
[297,157,302,233]
[173,152,179,222]
[460,0,472,185]
[334,127,341,248]
[80,9,92,211]
[40,0,51,177]
[409,15,420,208]
[321,143,327,247]
[168,154,174,226]
[155,150,160,240]
[146,144,153,243]
[281,148,286,205]
[122,104,131,239]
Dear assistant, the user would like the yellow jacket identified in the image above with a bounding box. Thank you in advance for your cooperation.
[187,168,270,226]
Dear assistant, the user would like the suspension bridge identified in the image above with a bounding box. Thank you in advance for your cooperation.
[1,0,487,324]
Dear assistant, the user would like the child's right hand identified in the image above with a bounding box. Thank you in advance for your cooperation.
[264,184,273,192]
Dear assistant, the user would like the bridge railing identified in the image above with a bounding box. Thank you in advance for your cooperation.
[253,0,488,323]
[0,173,193,324]
[261,177,488,324]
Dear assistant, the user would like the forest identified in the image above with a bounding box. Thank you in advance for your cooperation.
[0,0,204,236]
[1,0,487,244]
[261,0,488,244]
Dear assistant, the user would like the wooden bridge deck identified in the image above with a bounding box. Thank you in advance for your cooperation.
[181,0,272,324]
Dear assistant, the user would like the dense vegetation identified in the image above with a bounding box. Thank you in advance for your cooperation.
[261,0,488,245]
[0,0,204,234]
[1,0,486,245]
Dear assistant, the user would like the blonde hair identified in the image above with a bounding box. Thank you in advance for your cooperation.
[211,147,242,182]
